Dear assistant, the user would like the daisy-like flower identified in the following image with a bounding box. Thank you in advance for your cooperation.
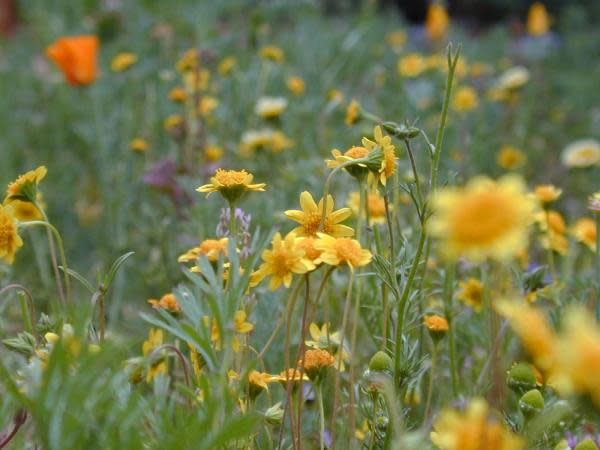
[314,233,372,271]
[451,86,478,112]
[252,232,315,290]
[305,322,349,371]
[197,169,266,203]
[247,370,276,398]
[397,53,426,78]
[284,191,353,238]
[496,146,526,170]
[142,329,167,382]
[148,293,181,313]
[488,66,530,103]
[347,191,388,225]
[0,205,23,264]
[302,348,336,382]
[535,210,568,255]
[429,175,536,262]
[110,52,137,72]
[456,278,485,312]
[571,218,596,252]
[178,237,229,263]
[431,398,524,450]
[326,146,372,180]
[295,237,323,264]
[561,139,600,168]
[362,126,397,186]
[5,166,47,204]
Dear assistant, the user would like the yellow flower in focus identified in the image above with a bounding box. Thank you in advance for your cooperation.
[314,233,372,271]
[429,175,536,262]
[561,139,600,168]
[255,97,287,119]
[110,52,137,72]
[451,86,478,112]
[397,53,426,78]
[496,300,555,372]
[347,191,388,225]
[196,169,266,203]
[425,3,449,41]
[362,125,397,186]
[168,86,187,102]
[218,56,236,76]
[457,278,484,312]
[148,293,180,313]
[286,76,305,96]
[142,329,167,382]
[178,237,229,263]
[534,184,562,205]
[303,348,336,381]
[129,138,148,153]
[6,166,47,203]
[248,370,274,397]
[571,218,596,252]
[252,232,315,290]
[424,314,448,332]
[259,45,284,63]
[198,96,219,117]
[345,99,361,126]
[0,205,23,264]
[285,191,353,238]
[527,2,551,36]
[496,146,526,170]
[6,192,45,221]
[431,398,524,450]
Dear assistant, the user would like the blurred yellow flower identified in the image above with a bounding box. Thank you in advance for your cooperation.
[259,45,284,63]
[0,204,23,264]
[168,86,187,103]
[347,191,388,225]
[590,192,600,212]
[110,52,137,72]
[285,191,353,238]
[527,2,551,36]
[425,3,449,41]
[176,48,199,73]
[142,329,167,382]
[252,232,315,290]
[178,237,229,263]
[314,233,372,271]
[255,97,287,119]
[451,86,478,112]
[534,184,562,205]
[204,145,224,162]
[286,76,305,96]
[218,56,236,76]
[345,99,361,126]
[164,114,184,131]
[198,96,219,117]
[561,139,600,168]
[148,293,180,313]
[397,53,426,78]
[385,30,406,50]
[129,138,149,153]
[496,146,526,170]
[240,129,294,155]
[431,398,524,450]
[424,314,448,332]
[571,218,596,252]
[430,175,536,262]
[456,278,484,312]
[295,237,323,263]
[234,310,254,334]
[197,169,266,202]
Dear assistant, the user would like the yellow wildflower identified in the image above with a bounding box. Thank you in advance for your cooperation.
[218,56,236,75]
[196,169,265,203]
[397,53,426,78]
[163,114,184,131]
[285,191,353,238]
[451,86,478,112]
[534,184,562,205]
[198,96,219,117]
[429,175,536,262]
[345,99,361,126]
[0,205,23,264]
[129,138,148,153]
[362,125,397,186]
[302,348,335,381]
[314,233,372,271]
[148,293,180,313]
[527,2,551,36]
[234,310,254,334]
[176,48,199,73]
[110,52,137,72]
[425,3,449,41]
[6,192,45,221]
[286,76,305,96]
[385,30,406,51]
[456,278,484,312]
[204,145,224,162]
[142,329,167,382]
[258,45,284,63]
[6,166,47,203]
[496,146,526,170]
[168,86,187,102]
[178,238,228,263]
[347,191,388,225]
[571,218,596,252]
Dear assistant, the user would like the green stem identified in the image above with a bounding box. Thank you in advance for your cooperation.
[228,202,237,245]
[423,344,437,423]
[317,383,325,450]
[0,285,35,334]
[404,138,424,213]
[442,261,458,397]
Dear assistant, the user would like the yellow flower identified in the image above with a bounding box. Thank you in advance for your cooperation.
[0,205,23,264]
[295,237,323,263]
[495,300,555,372]
[164,114,184,131]
[571,218,596,252]
[527,2,551,36]
[148,293,180,313]
[252,232,315,290]
[451,86,478,112]
[255,97,287,119]
[534,184,562,205]
[424,314,449,341]
[536,210,568,255]
[196,169,266,203]
[286,76,305,96]
[314,233,372,271]
[142,329,167,382]
[110,52,137,72]
[429,175,536,262]
[456,278,484,312]
[561,139,600,168]
[496,146,526,170]
[218,56,236,75]
[247,370,274,397]
[362,126,397,186]
[431,398,524,450]
[168,86,187,102]
[6,166,47,203]
[188,343,204,379]
[326,146,372,180]
[397,53,426,78]
[345,100,361,126]
[302,348,336,381]
[183,69,210,92]
[234,310,254,334]
[178,237,229,263]
[425,3,449,41]
[6,192,45,221]
[385,30,406,50]
[176,48,199,73]
[198,96,219,117]
[259,45,284,63]
[285,191,353,238]
[306,322,342,349]
[204,145,223,162]
[347,191,388,225]
[129,138,149,153]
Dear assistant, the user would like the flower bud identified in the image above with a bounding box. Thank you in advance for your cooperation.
[519,389,544,417]
[507,362,537,394]
[264,402,284,425]
[368,351,393,373]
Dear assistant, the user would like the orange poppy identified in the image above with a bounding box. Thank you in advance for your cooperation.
[46,35,99,86]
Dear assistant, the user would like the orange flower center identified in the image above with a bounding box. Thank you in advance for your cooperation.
[344,146,369,159]
[214,169,249,186]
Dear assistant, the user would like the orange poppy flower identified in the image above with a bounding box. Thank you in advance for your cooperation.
[46,35,99,86]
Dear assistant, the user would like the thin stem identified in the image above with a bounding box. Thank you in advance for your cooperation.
[152,344,192,393]
[423,344,437,422]
[442,261,458,397]
[317,383,325,450]
[295,274,311,449]
[228,203,237,245]
[544,209,557,280]
[0,285,35,333]
[0,410,27,449]
[404,138,424,212]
